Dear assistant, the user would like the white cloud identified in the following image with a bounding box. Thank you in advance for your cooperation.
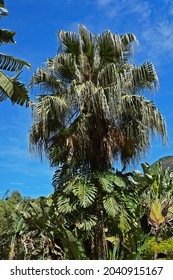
[97,0,151,20]
[96,0,173,63]
[142,18,173,61]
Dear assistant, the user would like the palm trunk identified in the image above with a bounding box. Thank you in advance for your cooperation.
[94,186,107,260]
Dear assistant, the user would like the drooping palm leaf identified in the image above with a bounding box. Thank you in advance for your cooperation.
[131,61,159,92]
[30,67,62,93]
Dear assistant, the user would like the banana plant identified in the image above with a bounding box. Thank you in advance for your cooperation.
[0,0,30,106]
[132,162,173,245]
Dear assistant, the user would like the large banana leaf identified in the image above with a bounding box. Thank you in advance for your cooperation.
[0,53,30,71]
[0,71,29,105]
[149,200,165,227]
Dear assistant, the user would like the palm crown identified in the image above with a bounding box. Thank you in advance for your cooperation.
[30,24,167,171]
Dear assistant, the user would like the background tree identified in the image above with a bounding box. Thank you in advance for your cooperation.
[30,25,167,259]
[0,0,30,106]
[0,191,23,259]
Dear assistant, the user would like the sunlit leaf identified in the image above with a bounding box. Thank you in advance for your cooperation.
[149,200,165,226]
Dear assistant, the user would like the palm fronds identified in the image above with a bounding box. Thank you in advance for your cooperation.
[30,24,167,168]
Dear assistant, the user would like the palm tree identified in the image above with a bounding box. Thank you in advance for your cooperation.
[0,0,30,106]
[30,25,167,259]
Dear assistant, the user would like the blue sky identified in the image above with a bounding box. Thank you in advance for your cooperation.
[0,0,173,198]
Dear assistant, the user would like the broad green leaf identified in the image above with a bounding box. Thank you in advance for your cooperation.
[106,236,118,244]
[0,53,31,71]
[119,210,131,232]
[152,179,159,196]
[112,175,126,188]
[56,196,74,213]
[103,196,119,217]
[73,182,97,208]
[0,70,29,105]
[99,176,114,193]
[76,214,97,231]
[149,200,165,226]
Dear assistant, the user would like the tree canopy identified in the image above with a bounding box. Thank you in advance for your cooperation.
[30,25,167,173]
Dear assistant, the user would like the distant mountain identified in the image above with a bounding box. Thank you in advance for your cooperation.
[152,156,173,170]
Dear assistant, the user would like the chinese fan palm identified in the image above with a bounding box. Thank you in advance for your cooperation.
[0,0,30,106]
[30,24,167,170]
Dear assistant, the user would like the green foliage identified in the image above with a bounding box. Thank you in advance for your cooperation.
[52,168,140,259]
[0,0,30,105]
[1,160,173,260]
[103,196,119,217]
[0,192,90,260]
[146,237,173,259]
[73,182,97,208]
[0,191,24,259]
[61,229,87,260]
[106,236,121,260]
